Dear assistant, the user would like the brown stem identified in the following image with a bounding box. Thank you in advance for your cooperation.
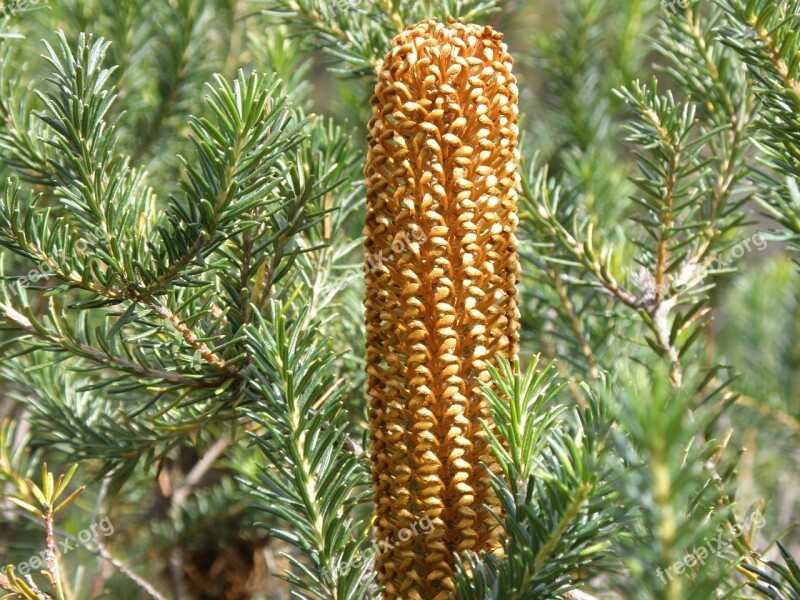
[645,107,680,305]
[749,16,800,104]
[43,508,64,600]
[543,218,643,310]
[0,573,12,593]
[4,235,238,379]
[147,301,239,377]
[171,436,231,506]
[551,271,599,379]
[11,510,166,600]
[0,306,225,388]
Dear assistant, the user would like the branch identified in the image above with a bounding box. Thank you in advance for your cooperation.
[43,509,64,600]
[534,485,591,574]
[92,538,168,600]
[749,14,800,104]
[0,305,225,388]
[1,231,239,379]
[550,270,599,379]
[652,118,680,304]
[286,0,351,44]
[10,509,167,600]
[147,301,239,377]
[171,435,231,506]
[532,203,643,310]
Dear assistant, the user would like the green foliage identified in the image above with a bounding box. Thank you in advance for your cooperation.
[256,0,500,77]
[453,358,614,599]
[718,0,800,248]
[239,308,374,599]
[743,542,800,599]
[2,463,84,600]
[605,364,745,599]
[0,0,798,598]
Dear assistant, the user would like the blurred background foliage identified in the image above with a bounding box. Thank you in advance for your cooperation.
[0,0,798,598]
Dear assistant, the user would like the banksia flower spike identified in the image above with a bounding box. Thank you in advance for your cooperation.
[364,17,521,600]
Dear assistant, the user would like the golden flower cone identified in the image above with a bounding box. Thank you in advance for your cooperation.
[364,17,520,600]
